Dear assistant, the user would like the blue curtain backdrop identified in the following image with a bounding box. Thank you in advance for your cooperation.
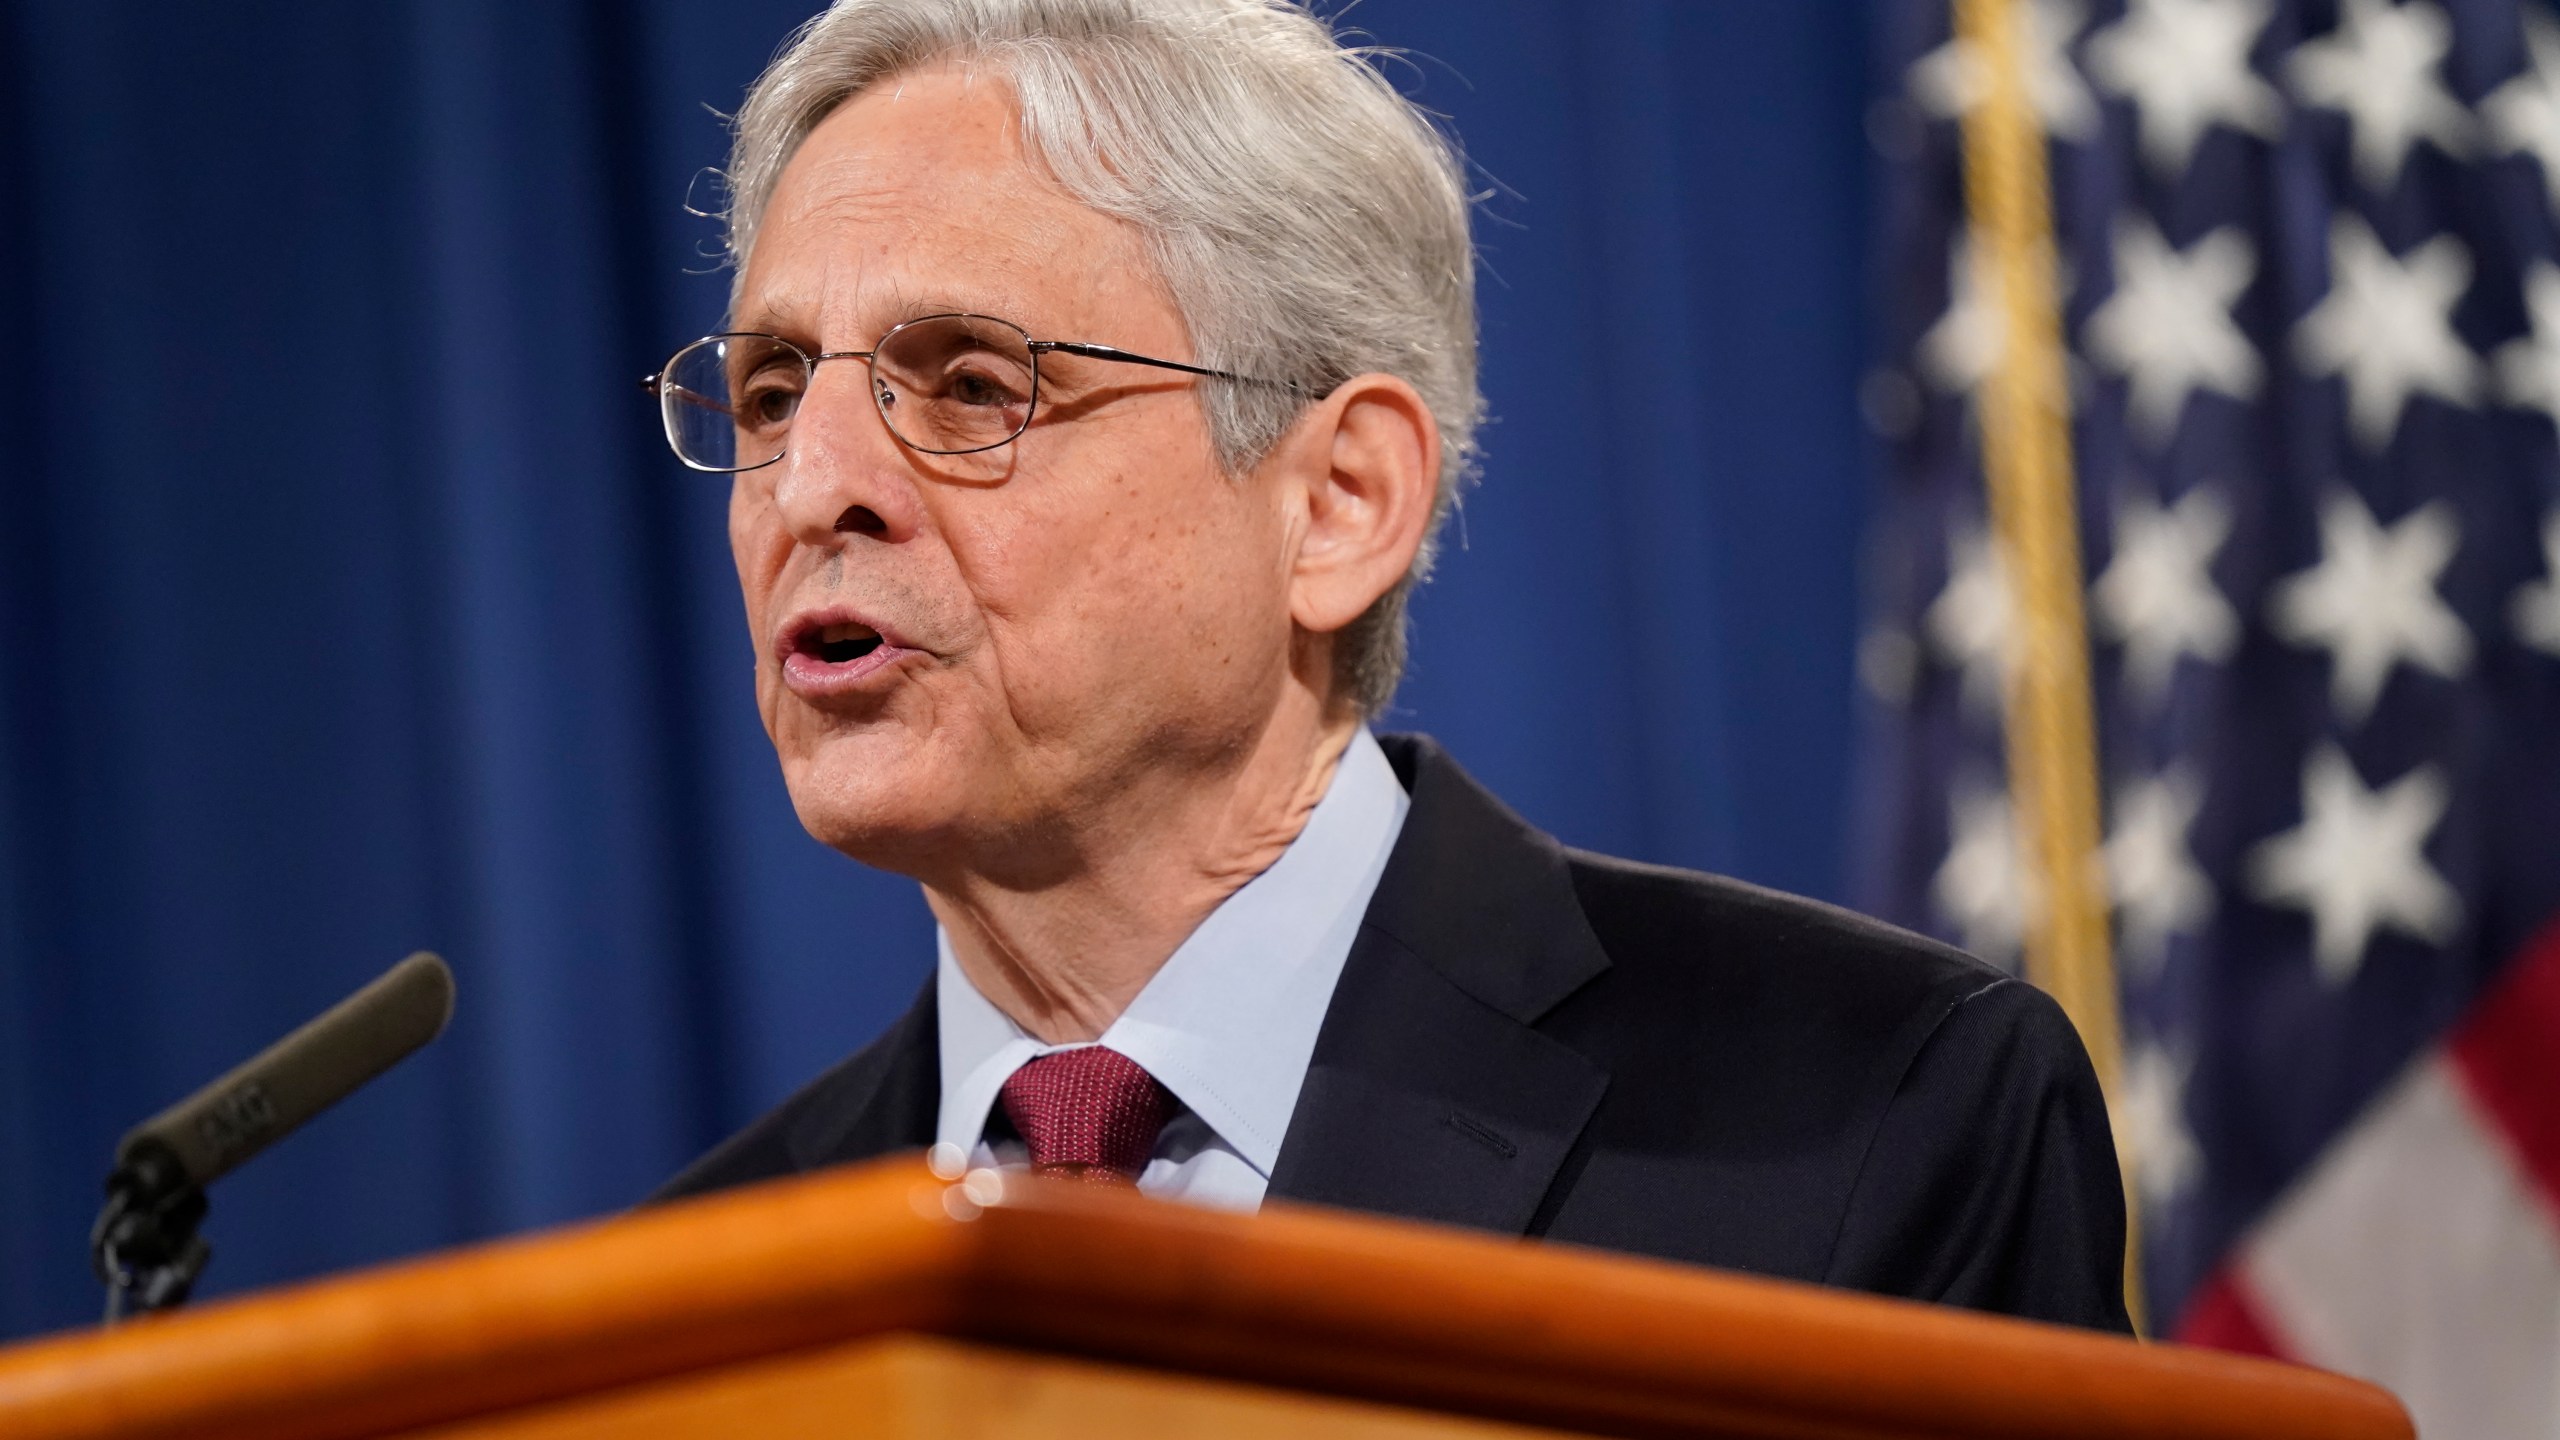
[0,0,1874,1336]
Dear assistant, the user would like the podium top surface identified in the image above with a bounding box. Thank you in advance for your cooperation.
[0,1156,2409,1440]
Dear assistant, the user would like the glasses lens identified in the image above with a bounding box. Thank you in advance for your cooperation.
[871,315,1037,454]
[661,334,806,472]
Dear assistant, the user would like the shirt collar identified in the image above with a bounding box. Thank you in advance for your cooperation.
[934,727,1411,1176]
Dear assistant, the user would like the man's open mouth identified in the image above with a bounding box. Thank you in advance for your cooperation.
[778,612,910,698]
[800,621,884,665]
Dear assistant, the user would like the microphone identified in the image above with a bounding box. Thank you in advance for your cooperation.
[91,950,456,1320]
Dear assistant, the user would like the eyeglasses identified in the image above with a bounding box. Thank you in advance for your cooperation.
[642,312,1303,473]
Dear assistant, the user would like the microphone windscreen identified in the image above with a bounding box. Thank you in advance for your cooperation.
[115,951,455,1188]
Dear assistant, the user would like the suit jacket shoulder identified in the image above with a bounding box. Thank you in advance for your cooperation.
[1542,851,2130,1331]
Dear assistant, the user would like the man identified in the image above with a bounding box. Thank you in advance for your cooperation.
[652,0,2131,1334]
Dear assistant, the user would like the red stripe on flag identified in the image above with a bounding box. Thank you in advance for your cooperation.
[2172,1266,2290,1356]
[2448,918,2560,1219]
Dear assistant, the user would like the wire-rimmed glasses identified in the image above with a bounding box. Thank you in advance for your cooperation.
[641,312,1302,473]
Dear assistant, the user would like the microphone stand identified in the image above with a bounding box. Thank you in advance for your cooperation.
[90,1137,210,1323]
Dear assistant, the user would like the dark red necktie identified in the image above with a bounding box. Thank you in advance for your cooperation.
[998,1046,1175,1185]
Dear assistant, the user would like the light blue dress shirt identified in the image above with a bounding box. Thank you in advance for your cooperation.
[933,727,1410,1212]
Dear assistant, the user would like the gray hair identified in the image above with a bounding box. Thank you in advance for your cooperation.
[721,0,1481,715]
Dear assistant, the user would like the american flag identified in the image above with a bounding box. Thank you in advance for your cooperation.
[1861,0,2560,1431]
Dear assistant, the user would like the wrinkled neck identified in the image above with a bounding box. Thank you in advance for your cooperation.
[926,705,1361,1044]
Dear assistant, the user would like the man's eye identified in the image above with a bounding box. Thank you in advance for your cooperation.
[739,381,801,428]
[944,363,1029,408]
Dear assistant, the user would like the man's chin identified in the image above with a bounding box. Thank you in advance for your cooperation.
[782,763,952,872]
[784,757,1081,889]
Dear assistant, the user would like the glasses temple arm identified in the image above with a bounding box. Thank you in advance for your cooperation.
[1033,340,1308,391]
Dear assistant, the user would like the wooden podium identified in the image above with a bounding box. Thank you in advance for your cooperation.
[0,1156,2409,1439]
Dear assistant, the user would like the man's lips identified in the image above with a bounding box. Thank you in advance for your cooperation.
[776,608,921,697]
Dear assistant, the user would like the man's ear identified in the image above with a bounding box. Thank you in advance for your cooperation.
[1282,372,1440,639]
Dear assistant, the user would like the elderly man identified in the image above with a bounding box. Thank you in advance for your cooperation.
[652,0,2131,1334]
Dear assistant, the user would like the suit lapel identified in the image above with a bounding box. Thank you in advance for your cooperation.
[1268,736,1612,1235]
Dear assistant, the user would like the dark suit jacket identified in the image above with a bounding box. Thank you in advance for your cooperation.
[657,735,2133,1333]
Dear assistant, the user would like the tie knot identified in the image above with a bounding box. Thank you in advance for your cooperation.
[998,1046,1175,1185]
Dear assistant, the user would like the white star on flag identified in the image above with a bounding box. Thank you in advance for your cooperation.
[2102,765,2216,975]
[2514,512,2560,658]
[1926,527,2017,714]
[2485,10,2560,219]
[2292,216,2482,452]
[2084,218,2262,444]
[2494,261,2560,426]
[2246,746,2460,983]
[2286,0,2475,193]
[1920,234,2000,395]
[1908,0,2098,142]
[2118,1039,2203,1210]
[1934,776,2038,964]
[2268,491,2471,725]
[2084,0,2284,178]
[2093,486,2239,700]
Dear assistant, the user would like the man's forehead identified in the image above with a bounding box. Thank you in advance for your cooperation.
[734,209,1082,342]
[737,74,1137,341]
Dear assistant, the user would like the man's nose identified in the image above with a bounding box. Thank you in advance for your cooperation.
[767,363,922,545]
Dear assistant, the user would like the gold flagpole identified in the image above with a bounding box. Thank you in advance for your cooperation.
[1946,0,2144,1333]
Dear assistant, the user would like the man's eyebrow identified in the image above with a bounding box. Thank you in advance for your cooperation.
[878,291,1011,327]
[730,295,815,339]
[729,292,1020,345]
